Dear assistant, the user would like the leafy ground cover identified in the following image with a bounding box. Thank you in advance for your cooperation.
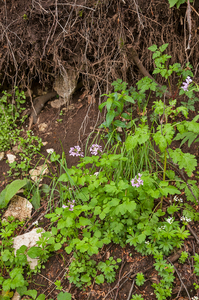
[1,44,199,300]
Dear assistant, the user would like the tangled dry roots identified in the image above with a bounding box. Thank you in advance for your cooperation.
[0,0,199,109]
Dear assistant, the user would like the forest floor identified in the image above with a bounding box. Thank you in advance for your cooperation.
[1,84,199,300]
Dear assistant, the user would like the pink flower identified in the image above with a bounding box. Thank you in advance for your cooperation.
[69,146,84,157]
[62,200,75,211]
[90,144,102,155]
[131,174,143,188]
[181,76,192,92]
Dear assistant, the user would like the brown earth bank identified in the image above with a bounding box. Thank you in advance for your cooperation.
[0,0,199,94]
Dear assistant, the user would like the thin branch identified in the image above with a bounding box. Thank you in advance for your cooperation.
[127,279,135,300]
[167,258,191,300]
[57,3,96,11]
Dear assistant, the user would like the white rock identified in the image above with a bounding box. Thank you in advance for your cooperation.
[38,123,48,132]
[0,152,4,161]
[12,145,22,153]
[3,195,33,222]
[46,148,54,154]
[29,164,49,182]
[7,154,16,163]
[13,228,45,270]
[12,291,21,300]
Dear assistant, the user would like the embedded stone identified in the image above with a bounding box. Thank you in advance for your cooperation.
[13,228,45,270]
[3,195,33,222]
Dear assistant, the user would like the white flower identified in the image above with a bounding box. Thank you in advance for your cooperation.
[158,226,166,231]
[173,195,183,202]
[46,148,54,154]
[32,220,38,226]
[181,216,191,223]
[166,217,174,224]
[94,172,99,176]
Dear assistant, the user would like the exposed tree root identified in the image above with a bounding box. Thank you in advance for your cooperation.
[28,91,57,129]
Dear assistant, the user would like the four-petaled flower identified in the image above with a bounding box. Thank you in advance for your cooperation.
[62,200,76,211]
[69,146,84,157]
[181,76,192,92]
[90,144,102,156]
[131,173,143,188]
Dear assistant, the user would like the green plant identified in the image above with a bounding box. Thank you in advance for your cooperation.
[54,280,63,291]
[131,295,144,300]
[168,0,193,9]
[7,130,43,177]
[67,253,97,288]
[193,254,199,276]
[0,87,26,151]
[179,251,189,264]
[135,273,145,286]
[0,179,28,209]
[0,217,29,294]
[97,257,122,283]
[152,252,175,300]
[193,283,199,291]
[98,79,135,142]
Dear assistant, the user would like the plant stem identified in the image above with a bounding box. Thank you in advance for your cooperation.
[160,148,167,209]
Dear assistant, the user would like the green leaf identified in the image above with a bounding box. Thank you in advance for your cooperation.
[106,110,115,127]
[113,120,126,128]
[3,279,12,291]
[54,243,62,251]
[57,292,72,300]
[58,173,70,182]
[121,112,131,120]
[0,179,28,208]
[125,135,138,151]
[106,98,113,111]
[27,246,42,259]
[148,44,158,52]
[123,95,135,103]
[31,188,40,210]
[36,294,46,300]
[81,274,91,283]
[95,274,104,284]
[161,185,181,196]
[98,101,107,112]
[159,43,169,52]
[78,217,91,227]
[24,290,37,299]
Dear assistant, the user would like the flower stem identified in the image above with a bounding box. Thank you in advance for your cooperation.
[160,148,167,209]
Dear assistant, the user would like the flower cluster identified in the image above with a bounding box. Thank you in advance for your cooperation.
[131,173,143,188]
[166,217,174,224]
[69,146,84,157]
[181,216,192,223]
[181,76,192,92]
[174,195,183,203]
[62,200,75,211]
[90,144,102,156]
